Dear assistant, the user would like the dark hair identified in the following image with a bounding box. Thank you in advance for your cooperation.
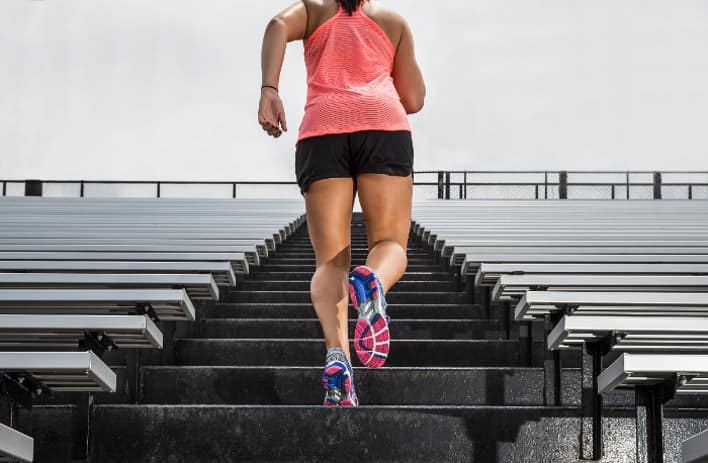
[338,0,363,15]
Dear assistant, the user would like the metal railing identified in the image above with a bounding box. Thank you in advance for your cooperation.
[2,171,708,200]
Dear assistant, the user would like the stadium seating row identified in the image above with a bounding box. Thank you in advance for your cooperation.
[0,197,305,462]
[411,200,708,463]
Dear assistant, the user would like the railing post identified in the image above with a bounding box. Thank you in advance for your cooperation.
[437,171,444,199]
[80,181,85,198]
[653,172,662,199]
[232,183,237,199]
[156,182,161,198]
[2,181,6,197]
[544,172,548,199]
[24,179,43,197]
[559,171,568,200]
[463,172,467,199]
[445,172,451,200]
[689,185,693,200]
[626,171,631,199]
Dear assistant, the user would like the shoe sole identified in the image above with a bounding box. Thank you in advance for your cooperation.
[322,362,356,407]
[349,266,390,369]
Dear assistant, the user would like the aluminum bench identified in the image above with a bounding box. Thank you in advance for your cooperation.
[474,263,708,287]
[0,289,196,321]
[0,273,219,301]
[599,353,708,396]
[514,291,708,321]
[0,423,33,463]
[548,315,708,352]
[0,261,236,287]
[0,252,249,274]
[0,229,283,250]
[683,429,708,463]
[0,239,272,257]
[0,314,163,350]
[493,274,708,301]
[0,351,116,393]
[449,245,708,267]
[463,254,708,277]
[441,239,708,262]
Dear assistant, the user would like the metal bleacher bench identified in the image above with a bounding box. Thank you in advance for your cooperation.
[599,354,708,397]
[0,351,116,394]
[514,291,708,321]
[0,261,236,287]
[0,252,250,274]
[0,422,33,463]
[475,263,708,287]
[0,289,196,321]
[0,273,219,301]
[410,199,708,462]
[0,314,163,350]
[493,274,708,302]
[462,254,708,277]
[0,196,307,461]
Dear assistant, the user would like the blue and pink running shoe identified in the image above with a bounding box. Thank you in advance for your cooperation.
[322,348,359,407]
[349,265,391,369]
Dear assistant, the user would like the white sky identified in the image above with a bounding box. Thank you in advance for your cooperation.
[1,0,707,182]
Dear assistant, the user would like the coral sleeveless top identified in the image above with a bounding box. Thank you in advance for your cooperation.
[297,2,412,143]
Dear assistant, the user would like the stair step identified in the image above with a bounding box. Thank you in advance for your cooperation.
[140,366,544,406]
[272,250,431,256]
[257,264,445,272]
[176,339,522,367]
[212,303,486,319]
[232,280,457,292]
[226,291,471,304]
[263,258,435,266]
[64,405,708,462]
[201,318,504,340]
[244,271,454,281]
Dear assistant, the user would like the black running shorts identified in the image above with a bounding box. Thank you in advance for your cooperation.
[295,130,414,196]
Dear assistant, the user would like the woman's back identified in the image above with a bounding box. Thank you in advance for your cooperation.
[297,0,411,142]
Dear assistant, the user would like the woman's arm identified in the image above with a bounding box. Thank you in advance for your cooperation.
[258,1,308,138]
[392,19,426,114]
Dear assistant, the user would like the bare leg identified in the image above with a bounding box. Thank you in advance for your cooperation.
[355,173,413,293]
[303,177,357,361]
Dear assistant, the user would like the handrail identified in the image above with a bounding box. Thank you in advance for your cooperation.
[2,171,708,200]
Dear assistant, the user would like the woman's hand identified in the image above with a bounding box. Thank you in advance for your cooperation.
[258,87,288,138]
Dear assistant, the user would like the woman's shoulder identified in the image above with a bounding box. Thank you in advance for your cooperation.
[362,1,407,48]
[303,0,406,48]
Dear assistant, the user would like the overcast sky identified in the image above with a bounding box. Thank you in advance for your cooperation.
[1,0,707,182]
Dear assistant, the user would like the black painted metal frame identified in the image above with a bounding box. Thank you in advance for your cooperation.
[3,171,708,200]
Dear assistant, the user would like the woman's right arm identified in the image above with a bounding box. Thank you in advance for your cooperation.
[258,1,308,138]
[392,19,426,115]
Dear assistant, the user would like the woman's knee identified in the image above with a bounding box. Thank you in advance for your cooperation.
[369,236,409,255]
[310,260,350,301]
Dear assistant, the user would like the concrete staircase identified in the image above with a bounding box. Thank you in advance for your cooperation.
[20,213,708,462]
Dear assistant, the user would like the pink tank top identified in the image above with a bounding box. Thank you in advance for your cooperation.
[297,2,412,143]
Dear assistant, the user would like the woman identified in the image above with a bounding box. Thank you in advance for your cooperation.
[258,0,425,407]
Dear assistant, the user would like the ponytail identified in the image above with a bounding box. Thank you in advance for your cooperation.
[338,0,363,15]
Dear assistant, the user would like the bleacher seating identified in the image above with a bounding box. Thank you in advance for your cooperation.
[0,422,33,463]
[0,197,305,461]
[411,199,708,462]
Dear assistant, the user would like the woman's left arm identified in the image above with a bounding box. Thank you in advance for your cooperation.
[258,1,308,138]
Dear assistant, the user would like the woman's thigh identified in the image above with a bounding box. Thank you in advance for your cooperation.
[355,173,413,251]
[303,177,357,267]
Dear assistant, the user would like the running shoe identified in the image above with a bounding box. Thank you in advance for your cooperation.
[322,348,359,407]
[349,265,391,369]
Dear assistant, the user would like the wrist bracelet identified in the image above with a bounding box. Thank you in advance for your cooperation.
[262,85,279,92]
